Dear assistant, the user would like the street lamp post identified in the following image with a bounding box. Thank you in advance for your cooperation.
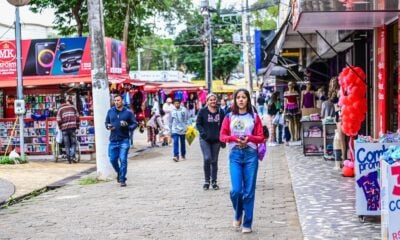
[200,0,213,93]
[7,0,31,157]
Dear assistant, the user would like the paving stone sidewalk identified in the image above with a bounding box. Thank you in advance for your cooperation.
[0,139,302,240]
[285,146,380,240]
[0,130,149,202]
[0,178,14,204]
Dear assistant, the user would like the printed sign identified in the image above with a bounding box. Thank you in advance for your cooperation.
[0,37,126,78]
[381,160,400,240]
[355,142,400,216]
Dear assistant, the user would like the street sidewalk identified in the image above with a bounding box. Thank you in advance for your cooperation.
[0,137,303,239]
[0,130,150,204]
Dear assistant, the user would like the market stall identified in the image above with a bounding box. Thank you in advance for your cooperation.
[0,36,133,156]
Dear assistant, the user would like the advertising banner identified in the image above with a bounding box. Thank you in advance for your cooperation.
[0,37,126,78]
[377,26,387,134]
[381,160,400,240]
[355,142,400,216]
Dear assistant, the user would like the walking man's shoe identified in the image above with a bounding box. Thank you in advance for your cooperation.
[120,182,127,187]
[203,182,210,190]
[242,227,252,233]
[117,173,120,183]
[181,156,186,161]
[173,156,179,162]
[211,181,219,190]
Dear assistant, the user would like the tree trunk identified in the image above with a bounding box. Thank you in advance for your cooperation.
[123,0,130,72]
[87,0,114,180]
[72,0,84,36]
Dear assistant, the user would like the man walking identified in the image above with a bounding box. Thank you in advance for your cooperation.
[56,98,80,164]
[257,93,266,116]
[105,94,137,187]
[196,93,225,190]
[170,99,189,162]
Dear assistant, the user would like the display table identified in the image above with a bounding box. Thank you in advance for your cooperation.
[301,120,323,156]
[322,122,336,160]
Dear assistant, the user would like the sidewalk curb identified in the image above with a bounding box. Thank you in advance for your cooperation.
[0,145,151,209]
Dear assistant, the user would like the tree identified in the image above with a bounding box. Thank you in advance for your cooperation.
[132,35,177,71]
[29,0,192,70]
[175,10,241,83]
[251,0,278,30]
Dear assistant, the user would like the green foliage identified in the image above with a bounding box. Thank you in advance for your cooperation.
[251,0,278,30]
[28,0,193,70]
[175,9,242,82]
[130,36,178,71]
[0,156,28,165]
[78,177,101,185]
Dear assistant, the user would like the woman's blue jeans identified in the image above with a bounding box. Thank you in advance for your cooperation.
[229,146,259,228]
[108,138,130,183]
[172,133,186,158]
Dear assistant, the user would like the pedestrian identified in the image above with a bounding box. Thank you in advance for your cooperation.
[272,92,284,144]
[147,110,163,147]
[266,92,279,145]
[220,88,265,234]
[196,93,225,191]
[186,93,197,118]
[105,94,137,187]
[170,99,189,162]
[256,93,265,116]
[56,98,80,164]
[162,97,174,146]
[219,98,229,115]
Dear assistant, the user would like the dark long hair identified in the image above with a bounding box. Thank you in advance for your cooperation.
[231,88,254,116]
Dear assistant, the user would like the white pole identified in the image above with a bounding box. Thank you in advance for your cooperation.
[242,0,253,101]
[14,7,25,156]
[87,0,114,180]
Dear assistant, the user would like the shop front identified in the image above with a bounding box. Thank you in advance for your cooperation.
[0,36,130,156]
[292,0,400,235]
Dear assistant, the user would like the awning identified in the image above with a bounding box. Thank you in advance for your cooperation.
[0,74,146,88]
[293,0,400,31]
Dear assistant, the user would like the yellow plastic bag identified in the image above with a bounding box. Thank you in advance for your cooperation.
[186,125,198,145]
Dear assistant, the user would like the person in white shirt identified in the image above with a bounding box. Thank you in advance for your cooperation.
[162,97,174,146]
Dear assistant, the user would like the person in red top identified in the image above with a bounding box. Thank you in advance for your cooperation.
[219,88,264,234]
[56,98,80,164]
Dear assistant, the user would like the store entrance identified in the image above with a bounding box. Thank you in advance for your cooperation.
[387,21,399,132]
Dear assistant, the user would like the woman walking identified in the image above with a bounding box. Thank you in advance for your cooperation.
[196,93,225,190]
[220,88,265,233]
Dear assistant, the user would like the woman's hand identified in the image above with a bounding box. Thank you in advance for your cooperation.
[237,136,249,148]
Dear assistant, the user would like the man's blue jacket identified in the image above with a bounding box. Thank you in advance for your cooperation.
[105,106,137,142]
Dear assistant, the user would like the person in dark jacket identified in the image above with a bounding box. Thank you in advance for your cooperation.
[196,93,225,190]
[56,98,80,164]
[105,94,137,187]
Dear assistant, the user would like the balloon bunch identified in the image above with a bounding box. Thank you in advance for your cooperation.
[338,66,367,177]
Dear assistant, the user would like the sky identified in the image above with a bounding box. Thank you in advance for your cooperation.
[0,2,55,26]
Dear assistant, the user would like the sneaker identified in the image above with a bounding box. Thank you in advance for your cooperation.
[232,219,241,228]
[181,156,186,161]
[242,227,252,233]
[173,156,179,162]
[120,182,127,187]
[203,183,210,190]
[211,181,219,190]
